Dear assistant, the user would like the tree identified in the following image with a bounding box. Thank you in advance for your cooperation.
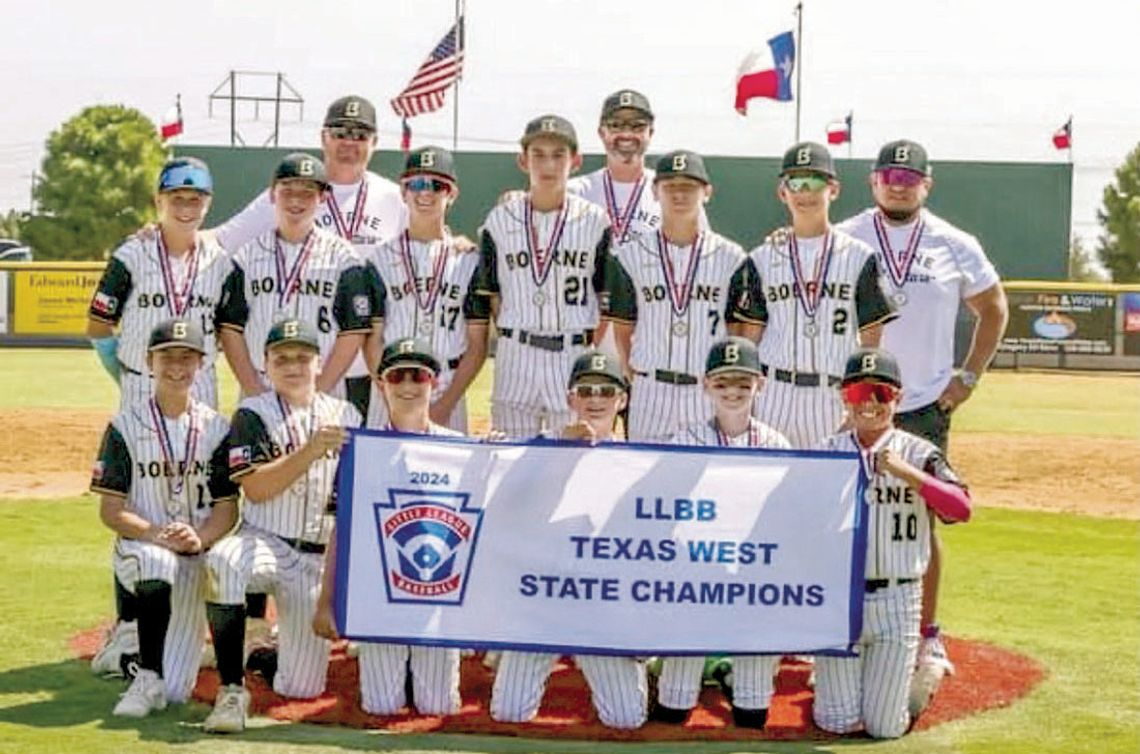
[19,105,166,260]
[0,209,22,240]
[1097,142,1140,282]
[1067,235,1105,282]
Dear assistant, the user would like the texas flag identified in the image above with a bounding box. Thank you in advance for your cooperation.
[1052,118,1072,150]
[735,31,796,115]
[827,112,853,145]
[160,96,183,141]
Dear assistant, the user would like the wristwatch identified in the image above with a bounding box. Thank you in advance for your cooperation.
[957,369,980,390]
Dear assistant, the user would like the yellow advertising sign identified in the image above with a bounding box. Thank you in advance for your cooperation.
[12,268,102,335]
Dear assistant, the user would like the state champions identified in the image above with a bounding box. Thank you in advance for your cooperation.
[519,572,827,607]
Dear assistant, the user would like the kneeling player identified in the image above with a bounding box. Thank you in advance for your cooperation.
[490,351,648,730]
[91,319,239,717]
[203,319,361,733]
[313,338,463,715]
[812,348,971,739]
[654,337,789,728]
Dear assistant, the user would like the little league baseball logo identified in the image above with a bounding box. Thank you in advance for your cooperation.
[373,489,484,606]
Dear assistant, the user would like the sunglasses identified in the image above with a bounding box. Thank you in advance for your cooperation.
[573,384,620,399]
[403,176,451,193]
[604,119,650,133]
[875,167,925,187]
[382,366,434,385]
[158,164,213,194]
[327,126,374,142]
[782,174,830,193]
[841,382,900,405]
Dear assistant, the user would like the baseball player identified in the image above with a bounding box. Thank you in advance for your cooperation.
[203,318,361,733]
[313,338,463,716]
[215,153,373,402]
[654,337,789,728]
[812,347,972,739]
[490,350,648,729]
[362,147,490,433]
[475,115,612,439]
[90,319,238,717]
[836,139,1007,716]
[604,150,764,442]
[214,95,407,416]
[745,141,896,448]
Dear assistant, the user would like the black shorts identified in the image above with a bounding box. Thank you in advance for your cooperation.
[894,401,952,453]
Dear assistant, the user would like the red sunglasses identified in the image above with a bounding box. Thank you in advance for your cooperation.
[382,367,433,385]
[875,167,925,187]
[841,382,899,404]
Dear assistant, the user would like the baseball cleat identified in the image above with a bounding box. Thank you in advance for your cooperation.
[112,668,167,718]
[909,635,955,717]
[91,620,139,677]
[204,684,250,734]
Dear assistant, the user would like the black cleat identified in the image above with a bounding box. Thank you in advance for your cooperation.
[732,705,768,729]
[649,704,690,724]
[245,646,278,688]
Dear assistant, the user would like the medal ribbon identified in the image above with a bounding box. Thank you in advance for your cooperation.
[156,233,200,317]
[148,399,199,501]
[853,428,892,481]
[276,394,315,454]
[524,199,570,289]
[602,170,646,244]
[398,231,450,316]
[274,231,317,309]
[715,418,760,447]
[325,180,369,241]
[872,213,925,291]
[657,231,704,317]
[788,231,834,322]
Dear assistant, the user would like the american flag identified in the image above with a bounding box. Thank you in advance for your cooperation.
[390,17,465,118]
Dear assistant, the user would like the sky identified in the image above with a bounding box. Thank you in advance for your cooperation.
[2,0,1137,252]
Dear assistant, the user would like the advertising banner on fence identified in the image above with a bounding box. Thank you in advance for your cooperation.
[1122,292,1140,357]
[999,288,1115,355]
[335,432,867,657]
[0,271,8,335]
[11,267,101,335]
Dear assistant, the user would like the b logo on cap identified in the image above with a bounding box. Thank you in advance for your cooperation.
[398,339,415,354]
[724,343,740,364]
[619,91,633,106]
[172,322,188,339]
[672,154,688,171]
[283,321,299,338]
[298,159,315,177]
[541,118,557,132]
[893,145,910,163]
[420,151,435,168]
[795,146,813,165]
[345,100,361,117]
[860,353,878,372]
[590,354,607,371]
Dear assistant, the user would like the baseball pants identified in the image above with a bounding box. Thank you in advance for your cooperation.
[813,580,922,739]
[357,643,462,715]
[752,378,844,448]
[120,364,218,410]
[627,376,711,443]
[658,654,779,712]
[206,525,330,699]
[490,336,587,438]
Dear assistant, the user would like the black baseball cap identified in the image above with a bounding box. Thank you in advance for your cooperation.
[265,318,320,352]
[705,337,762,377]
[654,150,711,185]
[402,146,457,183]
[324,95,377,130]
[520,114,578,152]
[780,141,836,178]
[841,347,903,388]
[148,318,206,354]
[378,338,441,376]
[568,350,626,389]
[273,153,330,190]
[874,139,931,176]
[600,89,654,121]
[157,157,213,194]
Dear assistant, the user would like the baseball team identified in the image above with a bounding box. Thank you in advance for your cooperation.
[84,90,1008,738]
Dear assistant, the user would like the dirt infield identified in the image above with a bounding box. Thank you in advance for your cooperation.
[4,408,1136,519]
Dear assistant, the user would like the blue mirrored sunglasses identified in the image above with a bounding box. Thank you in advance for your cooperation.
[402,176,451,193]
[158,164,213,194]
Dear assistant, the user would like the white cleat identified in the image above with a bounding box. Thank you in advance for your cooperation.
[203,684,250,734]
[112,669,167,718]
[91,621,139,677]
[909,635,955,718]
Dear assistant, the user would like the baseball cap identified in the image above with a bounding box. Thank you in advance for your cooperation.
[147,318,206,354]
[705,337,762,378]
[264,318,320,352]
[402,146,457,182]
[600,89,654,121]
[655,150,711,185]
[841,347,903,388]
[568,350,626,389]
[520,114,579,152]
[874,139,931,176]
[273,153,330,190]
[379,338,441,376]
[157,157,213,195]
[780,141,836,178]
[323,95,377,130]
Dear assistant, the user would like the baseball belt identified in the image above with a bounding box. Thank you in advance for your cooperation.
[864,577,917,593]
[278,536,327,555]
[760,364,842,388]
[498,328,591,352]
[635,369,699,386]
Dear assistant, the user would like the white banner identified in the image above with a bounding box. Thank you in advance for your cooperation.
[335,431,867,656]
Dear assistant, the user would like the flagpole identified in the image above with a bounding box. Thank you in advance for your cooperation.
[1067,114,1073,163]
[847,110,853,158]
[451,0,464,152]
[794,2,803,142]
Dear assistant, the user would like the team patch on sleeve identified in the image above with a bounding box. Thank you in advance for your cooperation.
[353,294,370,317]
[91,291,118,316]
[228,445,252,469]
[91,460,105,483]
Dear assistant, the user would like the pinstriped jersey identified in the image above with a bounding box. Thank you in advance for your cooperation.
[568,167,710,241]
[364,234,491,363]
[89,235,231,374]
[90,399,238,528]
[227,391,362,544]
[744,229,895,376]
[672,417,790,449]
[475,194,611,333]
[605,229,762,375]
[819,428,964,579]
[216,228,372,375]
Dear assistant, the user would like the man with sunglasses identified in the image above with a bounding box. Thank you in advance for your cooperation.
[203,318,361,733]
[836,140,1006,717]
[362,147,490,432]
[604,150,764,441]
[491,350,650,729]
[312,337,463,716]
[813,347,971,739]
[744,142,896,448]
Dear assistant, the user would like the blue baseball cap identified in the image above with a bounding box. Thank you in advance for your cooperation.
[157,157,213,194]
